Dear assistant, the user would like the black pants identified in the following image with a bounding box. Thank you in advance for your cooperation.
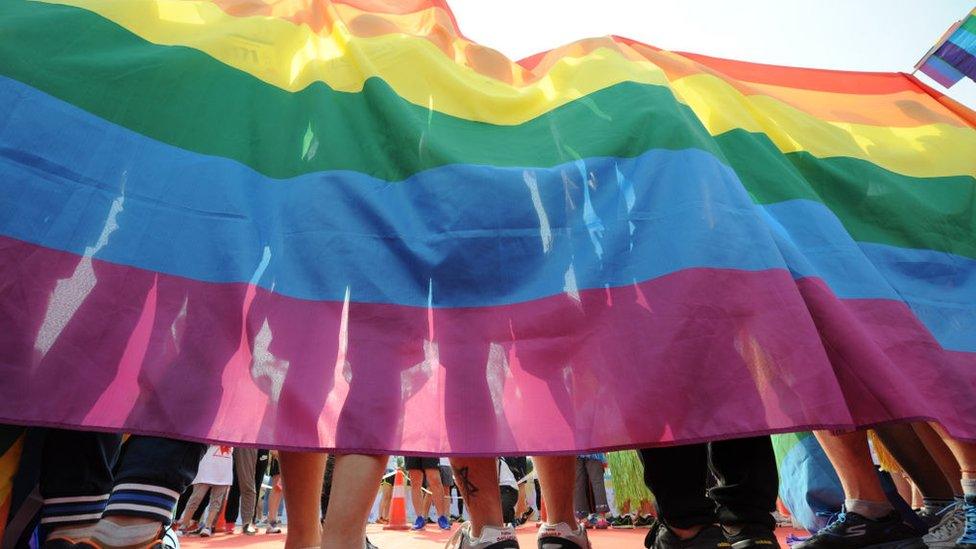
[320,454,337,519]
[39,430,205,527]
[500,486,519,525]
[639,436,777,530]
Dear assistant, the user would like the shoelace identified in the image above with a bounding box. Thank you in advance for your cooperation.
[786,511,847,547]
[961,500,976,544]
[445,522,472,549]
[925,503,962,538]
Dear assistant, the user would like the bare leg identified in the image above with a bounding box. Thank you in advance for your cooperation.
[874,423,955,500]
[279,451,326,549]
[408,470,427,522]
[532,456,576,526]
[268,475,284,524]
[932,424,976,479]
[379,483,393,522]
[425,468,448,518]
[915,423,965,495]
[451,457,503,537]
[321,454,386,548]
[814,430,887,503]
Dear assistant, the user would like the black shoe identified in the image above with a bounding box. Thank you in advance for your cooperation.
[722,524,779,549]
[648,524,731,549]
[792,511,924,549]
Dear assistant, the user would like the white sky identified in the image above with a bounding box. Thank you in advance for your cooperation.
[450,0,976,110]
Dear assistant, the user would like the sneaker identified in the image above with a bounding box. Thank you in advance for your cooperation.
[224,524,236,534]
[242,523,258,535]
[921,503,963,548]
[266,521,282,534]
[648,524,729,549]
[445,523,519,549]
[791,511,923,549]
[199,527,212,538]
[722,524,778,549]
[439,516,453,530]
[636,515,658,528]
[957,495,976,549]
[612,515,636,529]
[413,516,428,530]
[537,522,591,548]
[593,516,609,530]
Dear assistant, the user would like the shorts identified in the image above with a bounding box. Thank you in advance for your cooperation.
[404,457,440,471]
[268,457,280,477]
[439,465,454,488]
[503,457,528,483]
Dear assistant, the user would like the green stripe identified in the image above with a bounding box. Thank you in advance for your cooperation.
[961,14,976,35]
[1,0,974,258]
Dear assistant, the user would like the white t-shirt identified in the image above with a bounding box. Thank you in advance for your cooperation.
[498,459,518,490]
[192,445,234,486]
[439,457,451,467]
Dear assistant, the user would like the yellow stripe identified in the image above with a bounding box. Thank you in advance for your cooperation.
[46,0,976,179]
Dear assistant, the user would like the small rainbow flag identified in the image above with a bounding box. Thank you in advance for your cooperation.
[0,1,973,454]
[917,7,976,87]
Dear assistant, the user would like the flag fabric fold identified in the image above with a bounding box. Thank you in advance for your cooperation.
[0,0,973,454]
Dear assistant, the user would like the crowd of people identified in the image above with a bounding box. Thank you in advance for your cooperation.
[11,421,975,549]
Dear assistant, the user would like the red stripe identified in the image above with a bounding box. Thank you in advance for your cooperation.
[1,238,972,452]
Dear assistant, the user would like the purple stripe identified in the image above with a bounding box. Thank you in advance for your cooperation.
[1,237,973,452]
[920,56,965,87]
[935,42,976,79]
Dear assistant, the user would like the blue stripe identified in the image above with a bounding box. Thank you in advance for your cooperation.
[42,502,107,515]
[949,27,976,58]
[108,492,176,508]
[0,75,972,351]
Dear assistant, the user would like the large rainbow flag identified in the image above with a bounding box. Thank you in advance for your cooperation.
[0,0,973,455]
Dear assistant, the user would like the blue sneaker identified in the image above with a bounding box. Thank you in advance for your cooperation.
[957,495,976,549]
[412,515,427,531]
[438,515,452,530]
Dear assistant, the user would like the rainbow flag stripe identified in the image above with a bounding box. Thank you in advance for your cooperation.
[919,8,976,88]
[0,0,973,453]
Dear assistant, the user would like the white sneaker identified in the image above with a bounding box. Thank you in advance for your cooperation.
[537,522,591,549]
[199,527,212,538]
[923,503,964,548]
[445,523,519,549]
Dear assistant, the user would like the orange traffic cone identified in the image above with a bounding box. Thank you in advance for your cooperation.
[384,468,410,530]
[215,495,230,534]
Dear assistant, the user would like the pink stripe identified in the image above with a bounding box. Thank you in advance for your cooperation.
[0,238,973,452]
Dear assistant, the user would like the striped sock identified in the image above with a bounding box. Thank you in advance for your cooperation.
[103,483,180,525]
[40,493,109,527]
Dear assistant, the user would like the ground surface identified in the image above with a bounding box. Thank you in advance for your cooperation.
[180,524,803,548]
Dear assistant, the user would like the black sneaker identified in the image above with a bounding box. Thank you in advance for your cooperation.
[647,524,731,549]
[792,511,924,549]
[722,524,779,549]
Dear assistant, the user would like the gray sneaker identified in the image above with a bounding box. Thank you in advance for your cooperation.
[922,503,963,548]
[445,523,520,549]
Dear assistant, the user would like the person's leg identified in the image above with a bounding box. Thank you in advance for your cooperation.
[914,423,964,497]
[279,451,326,549]
[425,467,448,520]
[584,459,610,523]
[235,447,259,531]
[450,457,512,543]
[39,430,122,542]
[204,485,231,531]
[640,444,714,536]
[534,455,590,547]
[500,486,519,525]
[178,484,210,526]
[707,436,778,531]
[253,450,270,524]
[932,425,976,547]
[320,454,336,525]
[378,483,393,522]
[320,454,387,548]
[267,472,284,530]
[407,468,427,528]
[794,431,925,549]
[224,465,242,529]
[873,423,955,511]
[574,458,589,520]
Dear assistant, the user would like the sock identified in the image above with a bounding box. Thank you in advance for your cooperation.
[923,498,955,514]
[962,477,976,497]
[845,498,894,519]
[89,519,161,547]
